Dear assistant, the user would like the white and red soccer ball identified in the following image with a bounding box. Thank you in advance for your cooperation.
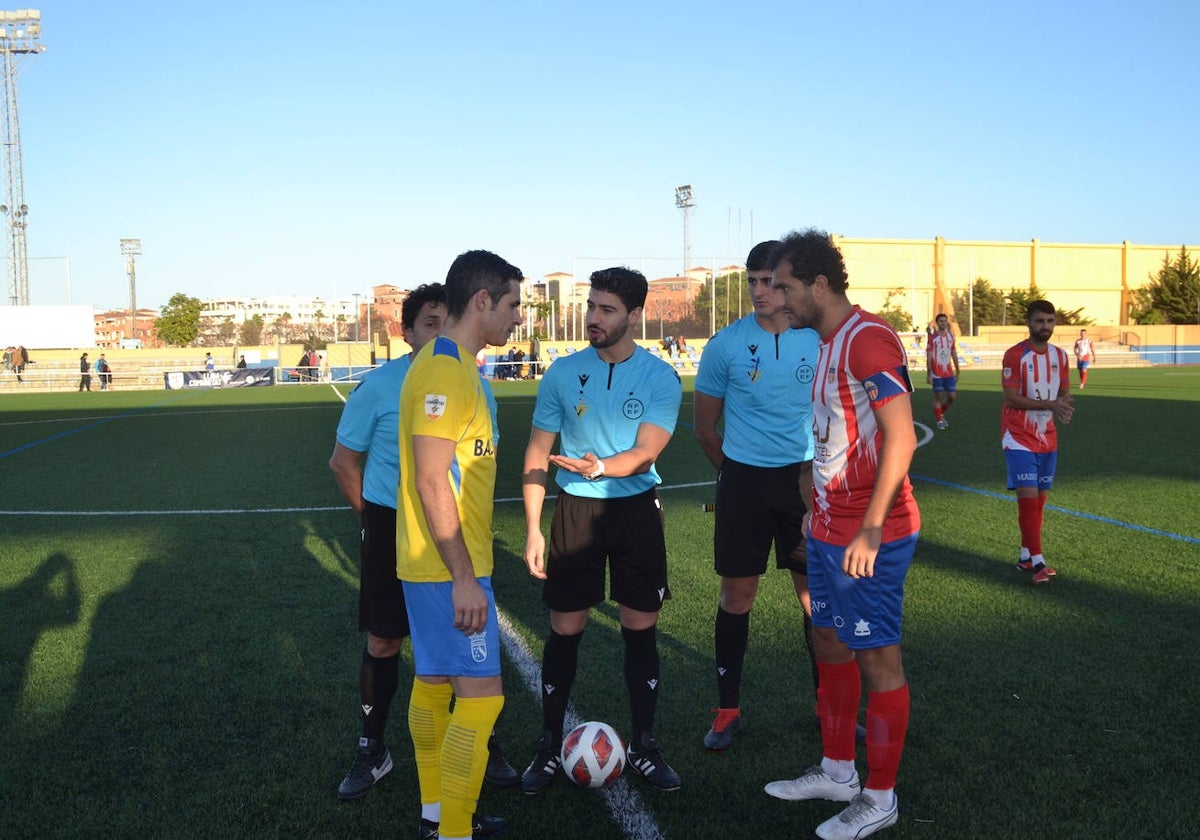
[560,721,626,789]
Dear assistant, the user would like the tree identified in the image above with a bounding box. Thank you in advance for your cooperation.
[876,287,914,333]
[238,315,264,346]
[692,271,752,334]
[155,293,203,347]
[271,312,294,343]
[1129,246,1200,325]
[216,317,237,346]
[312,309,327,344]
[951,278,1007,332]
[1008,283,1093,327]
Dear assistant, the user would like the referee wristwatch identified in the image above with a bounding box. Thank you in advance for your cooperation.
[584,459,606,481]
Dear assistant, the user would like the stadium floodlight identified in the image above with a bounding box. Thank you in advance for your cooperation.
[121,238,141,343]
[0,9,44,306]
[675,185,694,279]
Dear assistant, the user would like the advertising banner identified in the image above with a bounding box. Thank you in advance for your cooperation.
[163,367,276,390]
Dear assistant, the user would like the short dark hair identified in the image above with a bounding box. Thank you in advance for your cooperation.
[935,313,949,323]
[1026,299,1056,319]
[401,283,446,330]
[444,250,523,319]
[768,228,849,294]
[589,266,647,312]
[745,240,782,273]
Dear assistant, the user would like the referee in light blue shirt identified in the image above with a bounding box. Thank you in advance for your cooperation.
[693,240,857,752]
[328,283,514,801]
[519,266,684,795]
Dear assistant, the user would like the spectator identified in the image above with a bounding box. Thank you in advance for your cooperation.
[79,353,92,392]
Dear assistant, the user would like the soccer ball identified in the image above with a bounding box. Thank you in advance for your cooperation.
[560,721,626,789]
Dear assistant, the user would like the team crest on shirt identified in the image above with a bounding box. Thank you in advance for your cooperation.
[424,393,447,420]
[864,379,879,402]
[827,366,838,384]
[1003,366,1012,378]
[574,401,589,418]
[469,631,488,663]
[622,397,645,420]
[746,346,762,383]
[796,364,814,384]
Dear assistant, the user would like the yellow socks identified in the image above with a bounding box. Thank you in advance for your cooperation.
[439,694,504,839]
[408,679,453,809]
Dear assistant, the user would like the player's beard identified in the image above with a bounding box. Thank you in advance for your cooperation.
[588,321,628,349]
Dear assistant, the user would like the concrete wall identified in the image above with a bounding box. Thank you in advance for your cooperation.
[834,236,1197,328]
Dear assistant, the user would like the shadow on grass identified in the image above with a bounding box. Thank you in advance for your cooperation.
[0,513,434,840]
[0,552,81,736]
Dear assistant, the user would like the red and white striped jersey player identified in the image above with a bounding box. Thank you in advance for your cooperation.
[1001,300,1075,585]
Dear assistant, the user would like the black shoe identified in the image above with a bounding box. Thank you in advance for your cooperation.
[337,737,392,801]
[519,732,561,795]
[484,734,519,788]
[626,734,681,792]
[418,815,506,839]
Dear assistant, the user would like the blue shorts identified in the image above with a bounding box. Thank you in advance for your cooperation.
[931,376,957,393]
[401,578,502,678]
[1004,449,1057,491]
[1077,360,1090,371]
[807,533,918,650]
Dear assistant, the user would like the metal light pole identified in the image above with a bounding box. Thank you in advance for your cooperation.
[0,9,43,306]
[675,185,694,278]
[120,238,141,344]
[352,293,361,341]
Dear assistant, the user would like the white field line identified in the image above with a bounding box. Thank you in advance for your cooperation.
[496,610,667,840]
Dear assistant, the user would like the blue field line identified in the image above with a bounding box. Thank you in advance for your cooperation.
[911,474,1200,546]
[0,394,196,461]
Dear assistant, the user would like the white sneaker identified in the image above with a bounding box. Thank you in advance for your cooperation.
[764,765,860,802]
[816,792,899,839]
[935,419,948,430]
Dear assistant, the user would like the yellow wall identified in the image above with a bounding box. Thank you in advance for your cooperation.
[833,236,1197,328]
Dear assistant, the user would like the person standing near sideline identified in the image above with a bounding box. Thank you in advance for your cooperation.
[95,354,110,391]
[78,352,92,392]
[694,241,829,751]
[765,229,920,840]
[1072,329,1094,389]
[328,283,517,802]
[14,345,28,382]
[397,250,524,840]
[519,267,684,794]
[926,314,960,430]
[1003,301,1074,585]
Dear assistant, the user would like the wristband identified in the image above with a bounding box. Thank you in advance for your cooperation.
[584,458,606,481]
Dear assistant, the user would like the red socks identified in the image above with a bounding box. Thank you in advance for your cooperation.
[1017,496,1043,556]
[816,659,861,761]
[865,683,910,791]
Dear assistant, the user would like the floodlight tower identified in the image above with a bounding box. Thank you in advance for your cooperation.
[0,9,44,307]
[121,238,141,341]
[675,185,694,279]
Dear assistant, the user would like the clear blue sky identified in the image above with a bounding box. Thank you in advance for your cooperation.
[16,0,1200,311]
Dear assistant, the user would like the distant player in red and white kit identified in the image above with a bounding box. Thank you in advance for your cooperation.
[1072,329,1094,389]
[1002,300,1075,585]
[765,229,920,840]
[925,314,959,430]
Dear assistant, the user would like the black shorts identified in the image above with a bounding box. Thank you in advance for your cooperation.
[358,501,410,639]
[713,458,808,577]
[543,488,671,614]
